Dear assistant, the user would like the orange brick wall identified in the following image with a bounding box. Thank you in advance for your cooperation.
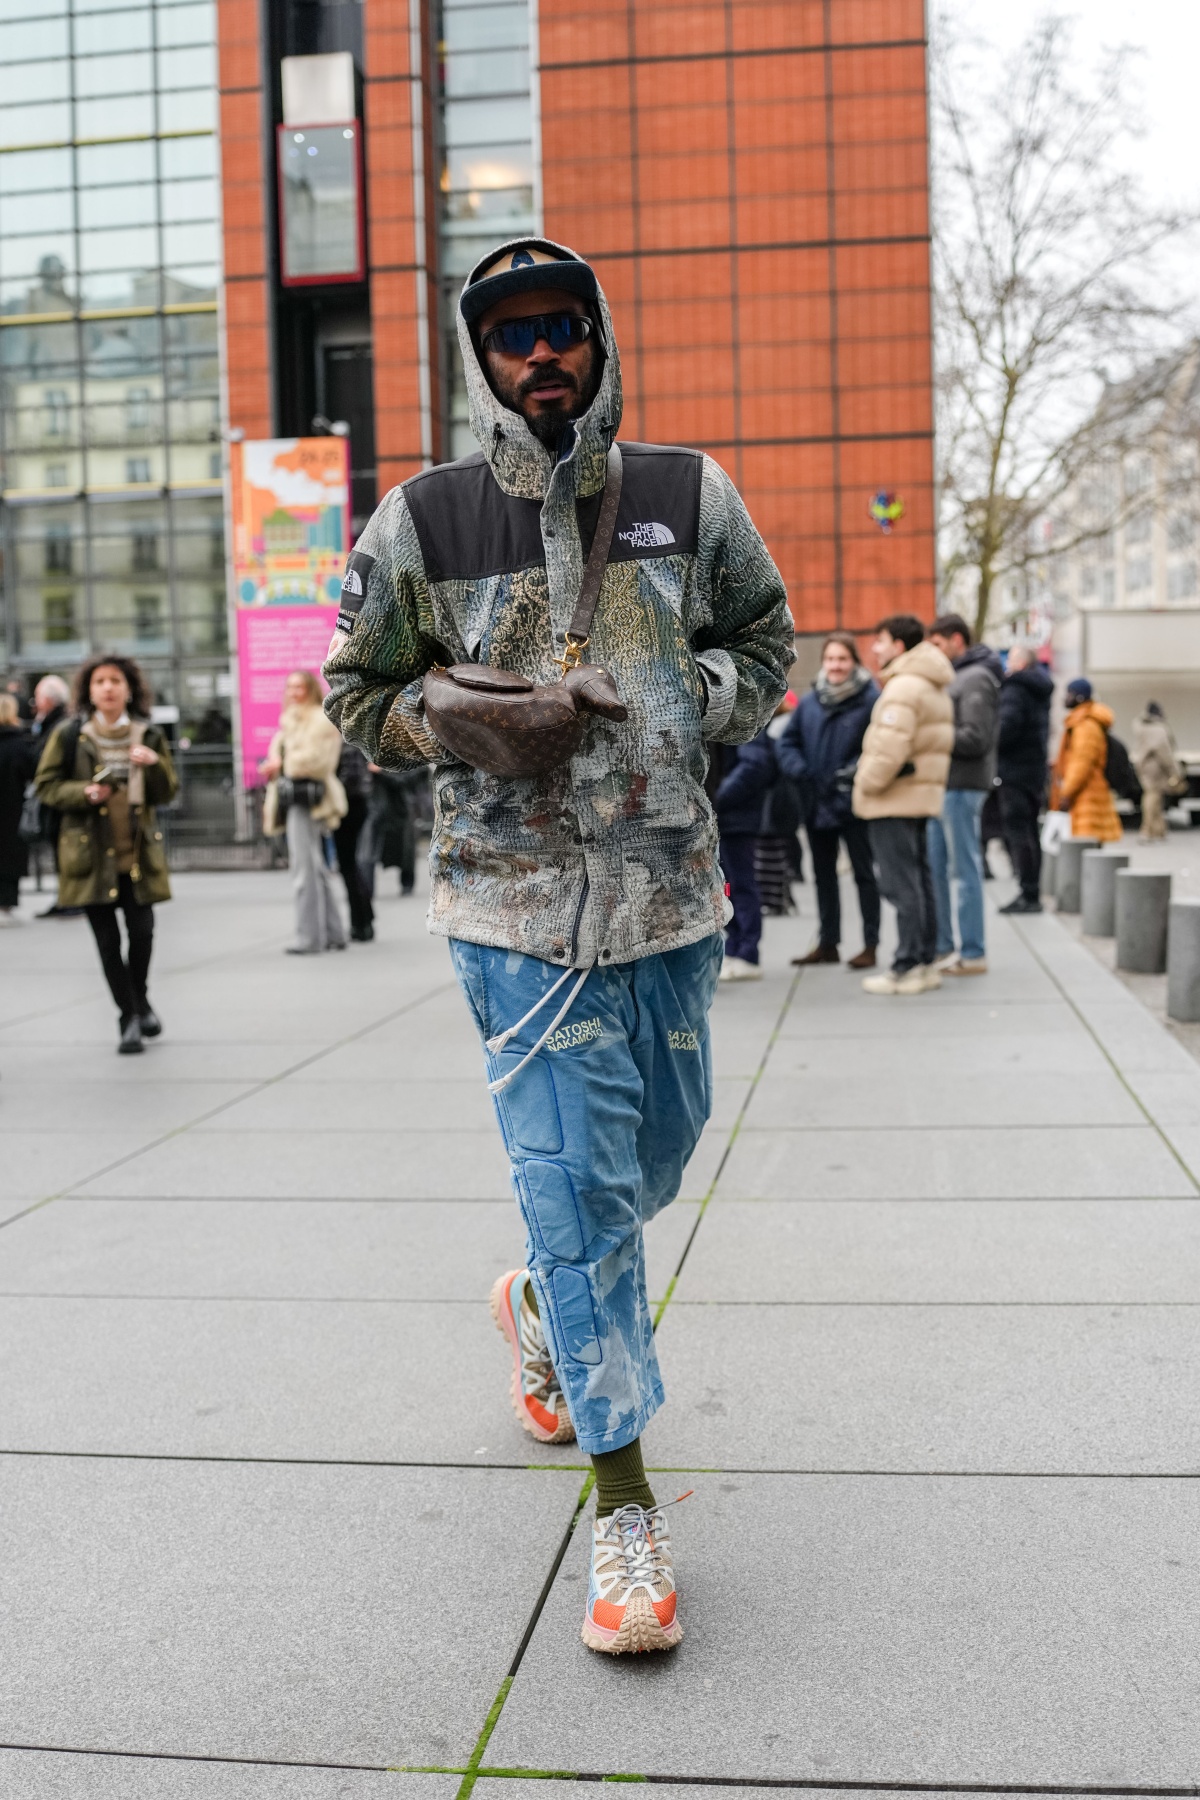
[217,0,273,439]
[538,0,936,634]
[362,0,441,492]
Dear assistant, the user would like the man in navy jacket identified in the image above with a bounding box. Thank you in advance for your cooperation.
[714,728,777,979]
[777,632,881,967]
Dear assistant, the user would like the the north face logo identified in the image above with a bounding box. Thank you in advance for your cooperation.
[342,567,363,595]
[618,521,675,549]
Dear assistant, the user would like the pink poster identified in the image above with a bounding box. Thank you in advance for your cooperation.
[236,604,339,790]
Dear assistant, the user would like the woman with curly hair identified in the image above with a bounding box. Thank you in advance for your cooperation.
[35,655,178,1054]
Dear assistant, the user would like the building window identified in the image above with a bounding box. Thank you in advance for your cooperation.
[44,594,75,642]
[1125,556,1151,593]
[1080,565,1097,597]
[45,464,68,488]
[1126,507,1151,544]
[1168,512,1195,552]
[44,389,69,437]
[132,531,158,571]
[134,594,163,641]
[126,457,152,484]
[126,386,151,430]
[209,451,222,478]
[1100,568,1116,605]
[44,526,73,574]
[1167,561,1197,601]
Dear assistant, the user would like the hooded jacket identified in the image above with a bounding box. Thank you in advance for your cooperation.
[322,238,793,967]
[1051,699,1122,842]
[997,661,1053,795]
[851,641,955,821]
[1132,712,1182,795]
[946,643,1003,791]
[777,671,879,831]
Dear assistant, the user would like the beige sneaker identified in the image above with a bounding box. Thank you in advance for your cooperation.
[489,1269,575,1444]
[863,966,932,995]
[582,1503,683,1655]
[941,957,987,976]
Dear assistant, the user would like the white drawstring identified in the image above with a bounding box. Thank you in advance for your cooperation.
[486,962,593,1094]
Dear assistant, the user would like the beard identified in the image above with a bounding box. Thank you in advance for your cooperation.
[488,346,599,449]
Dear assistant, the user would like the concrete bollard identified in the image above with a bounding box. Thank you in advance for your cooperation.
[1055,837,1099,913]
[1115,870,1172,973]
[1167,899,1200,1022]
[1081,850,1130,937]
[1040,848,1058,900]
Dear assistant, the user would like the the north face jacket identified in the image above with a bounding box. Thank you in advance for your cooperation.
[323,240,793,967]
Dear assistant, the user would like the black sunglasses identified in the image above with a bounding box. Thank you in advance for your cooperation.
[481,312,594,357]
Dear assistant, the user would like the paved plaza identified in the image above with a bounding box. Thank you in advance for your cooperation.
[3,860,1200,1793]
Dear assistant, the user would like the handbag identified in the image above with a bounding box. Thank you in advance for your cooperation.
[18,781,43,845]
[422,442,629,778]
[276,777,325,814]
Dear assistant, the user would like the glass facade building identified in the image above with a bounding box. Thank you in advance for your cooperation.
[0,0,227,734]
[434,0,537,459]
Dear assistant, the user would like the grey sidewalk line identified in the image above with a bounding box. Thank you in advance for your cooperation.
[1013,917,1200,1191]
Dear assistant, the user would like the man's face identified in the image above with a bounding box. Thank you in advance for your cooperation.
[34,680,57,718]
[929,630,966,661]
[477,287,599,449]
[1006,645,1031,674]
[872,630,902,670]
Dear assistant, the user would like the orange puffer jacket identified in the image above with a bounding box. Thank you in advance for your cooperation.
[1051,701,1122,842]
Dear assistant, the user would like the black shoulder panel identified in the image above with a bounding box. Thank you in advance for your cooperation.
[601,442,703,563]
[402,453,544,583]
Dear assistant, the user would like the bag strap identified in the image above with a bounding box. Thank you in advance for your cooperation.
[560,441,623,672]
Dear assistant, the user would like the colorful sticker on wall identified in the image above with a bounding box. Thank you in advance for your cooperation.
[230,436,350,789]
[869,492,905,533]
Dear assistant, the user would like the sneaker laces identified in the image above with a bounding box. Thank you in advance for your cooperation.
[518,1298,562,1407]
[598,1494,692,1595]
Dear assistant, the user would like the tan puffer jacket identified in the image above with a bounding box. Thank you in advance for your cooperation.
[852,640,955,820]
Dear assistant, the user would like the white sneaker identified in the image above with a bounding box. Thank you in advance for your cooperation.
[582,1503,683,1655]
[934,951,960,972]
[863,965,934,995]
[719,955,763,982]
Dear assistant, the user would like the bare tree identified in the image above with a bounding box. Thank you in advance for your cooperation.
[933,14,1198,637]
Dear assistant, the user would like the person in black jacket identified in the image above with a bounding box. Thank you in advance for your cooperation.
[927,613,1002,974]
[0,694,37,923]
[777,632,881,968]
[333,741,376,941]
[715,727,777,980]
[29,675,78,917]
[995,643,1053,914]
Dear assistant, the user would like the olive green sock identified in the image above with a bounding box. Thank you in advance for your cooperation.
[521,1277,539,1320]
[592,1438,656,1516]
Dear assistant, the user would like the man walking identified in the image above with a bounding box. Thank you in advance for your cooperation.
[926,613,1002,975]
[1132,701,1183,842]
[852,615,954,995]
[996,643,1052,914]
[323,237,792,1654]
[29,675,79,919]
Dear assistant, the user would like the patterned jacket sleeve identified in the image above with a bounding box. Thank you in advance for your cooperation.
[322,487,444,767]
[690,455,793,745]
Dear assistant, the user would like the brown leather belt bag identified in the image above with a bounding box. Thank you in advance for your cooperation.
[422,442,628,778]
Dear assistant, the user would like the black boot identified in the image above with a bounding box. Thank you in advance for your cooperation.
[138,1006,162,1037]
[118,1014,144,1055]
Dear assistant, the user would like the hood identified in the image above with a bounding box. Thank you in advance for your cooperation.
[956,643,1004,681]
[1068,700,1114,730]
[1006,662,1053,700]
[456,235,623,502]
[881,640,954,688]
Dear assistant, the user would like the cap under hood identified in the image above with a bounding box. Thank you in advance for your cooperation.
[457,234,623,503]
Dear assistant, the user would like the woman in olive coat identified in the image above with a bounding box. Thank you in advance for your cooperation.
[35,655,178,1054]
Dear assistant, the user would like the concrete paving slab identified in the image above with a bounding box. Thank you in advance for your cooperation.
[68,1129,516,1199]
[0,1082,254,1134]
[716,1124,1196,1198]
[0,1041,333,1084]
[0,1196,696,1307]
[764,1029,1107,1077]
[673,1197,1200,1303]
[0,1750,454,1797]
[645,1302,1200,1471]
[0,1294,583,1463]
[490,1473,1200,1782]
[745,1067,1140,1129]
[776,999,1079,1039]
[191,1078,498,1134]
[0,1455,574,1768]
[0,1133,171,1201]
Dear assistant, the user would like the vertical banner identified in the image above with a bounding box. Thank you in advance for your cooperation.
[230,437,350,789]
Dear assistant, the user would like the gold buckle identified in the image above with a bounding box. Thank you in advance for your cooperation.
[558,634,588,675]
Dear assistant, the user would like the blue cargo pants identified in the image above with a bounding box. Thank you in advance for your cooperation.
[450,933,723,1454]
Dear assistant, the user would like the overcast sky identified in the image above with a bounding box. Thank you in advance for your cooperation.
[939,1,1200,212]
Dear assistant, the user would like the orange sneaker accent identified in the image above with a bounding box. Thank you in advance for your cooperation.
[489,1269,575,1445]
[652,1593,677,1627]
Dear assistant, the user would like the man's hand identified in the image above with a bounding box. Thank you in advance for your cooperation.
[85,783,113,805]
[129,744,159,767]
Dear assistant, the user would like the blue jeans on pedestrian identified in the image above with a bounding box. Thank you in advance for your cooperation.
[719,834,761,963]
[449,933,723,1455]
[927,789,987,962]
